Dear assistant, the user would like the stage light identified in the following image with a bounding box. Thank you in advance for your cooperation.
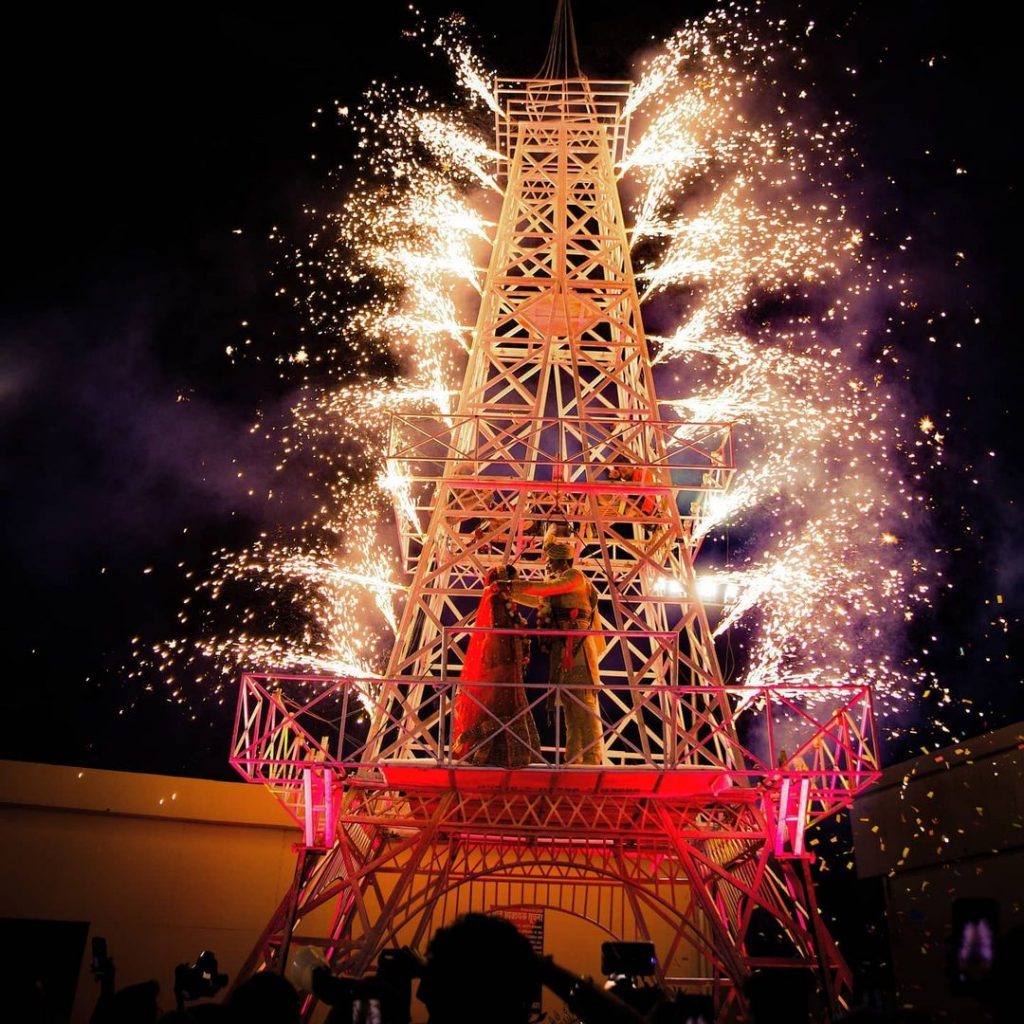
[653,576,685,596]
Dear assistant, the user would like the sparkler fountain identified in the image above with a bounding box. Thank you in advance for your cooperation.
[229,5,882,1019]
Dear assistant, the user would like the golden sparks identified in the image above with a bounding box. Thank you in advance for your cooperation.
[141,6,941,736]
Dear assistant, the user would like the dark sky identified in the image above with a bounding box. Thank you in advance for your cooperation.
[1,1,1020,779]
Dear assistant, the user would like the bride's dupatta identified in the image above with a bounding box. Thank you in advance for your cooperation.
[452,583,539,766]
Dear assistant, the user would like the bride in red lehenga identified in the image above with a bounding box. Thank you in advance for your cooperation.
[452,565,541,767]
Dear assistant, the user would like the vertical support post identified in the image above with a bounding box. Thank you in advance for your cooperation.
[774,776,811,857]
[276,846,319,976]
[303,766,340,849]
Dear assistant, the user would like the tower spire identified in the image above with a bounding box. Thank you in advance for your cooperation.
[537,0,582,79]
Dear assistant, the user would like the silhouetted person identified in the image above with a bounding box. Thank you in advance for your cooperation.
[160,1005,228,1022]
[5,971,58,1024]
[417,913,540,1024]
[91,980,161,1024]
[744,969,814,1024]
[988,923,1024,1023]
[224,973,300,1024]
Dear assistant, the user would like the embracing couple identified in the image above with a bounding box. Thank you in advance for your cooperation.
[452,526,605,768]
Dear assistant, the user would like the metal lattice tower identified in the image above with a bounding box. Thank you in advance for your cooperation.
[230,48,880,1023]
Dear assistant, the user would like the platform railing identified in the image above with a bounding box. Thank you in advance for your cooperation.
[440,622,681,695]
[384,412,734,569]
[387,413,734,488]
[435,624,683,766]
[494,77,634,171]
[231,668,879,833]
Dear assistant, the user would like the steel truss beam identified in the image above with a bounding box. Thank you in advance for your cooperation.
[235,819,851,1021]
[232,76,879,1022]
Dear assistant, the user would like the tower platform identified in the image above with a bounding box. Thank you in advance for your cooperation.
[231,670,878,852]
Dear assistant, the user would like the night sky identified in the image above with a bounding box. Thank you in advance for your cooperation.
[2,0,1020,786]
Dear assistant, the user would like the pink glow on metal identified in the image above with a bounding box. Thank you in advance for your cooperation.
[230,60,882,1016]
[230,668,880,838]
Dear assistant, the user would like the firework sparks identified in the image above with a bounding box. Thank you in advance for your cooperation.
[147,6,942,747]
[620,8,942,716]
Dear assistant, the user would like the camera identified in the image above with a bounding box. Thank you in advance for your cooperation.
[602,942,657,979]
[601,943,713,1024]
[312,947,423,1024]
[90,937,115,996]
[174,950,229,1006]
[91,937,113,979]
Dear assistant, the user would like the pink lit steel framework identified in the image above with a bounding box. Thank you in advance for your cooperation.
[231,71,880,1020]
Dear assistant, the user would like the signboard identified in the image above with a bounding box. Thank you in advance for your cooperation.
[492,907,545,1014]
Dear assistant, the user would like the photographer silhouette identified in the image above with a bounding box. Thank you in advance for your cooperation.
[311,914,677,1024]
[417,914,647,1024]
[417,914,540,1024]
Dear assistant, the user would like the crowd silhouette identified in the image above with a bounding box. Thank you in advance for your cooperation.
[9,911,1012,1023]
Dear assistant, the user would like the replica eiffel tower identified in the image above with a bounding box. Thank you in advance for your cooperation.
[230,5,879,1019]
